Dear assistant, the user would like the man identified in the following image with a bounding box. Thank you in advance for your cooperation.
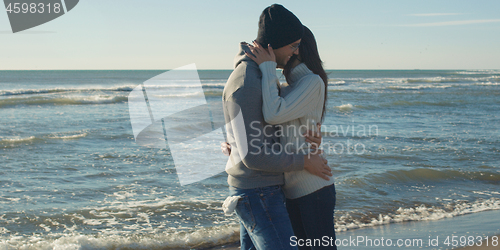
[222,4,332,250]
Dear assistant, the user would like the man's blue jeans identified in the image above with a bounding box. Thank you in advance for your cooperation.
[229,185,298,250]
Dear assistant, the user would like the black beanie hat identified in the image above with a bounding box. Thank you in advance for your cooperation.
[256,4,304,49]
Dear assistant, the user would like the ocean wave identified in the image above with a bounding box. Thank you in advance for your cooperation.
[345,168,500,186]
[335,197,500,231]
[455,70,500,75]
[203,91,224,97]
[328,79,346,85]
[47,133,88,140]
[200,82,226,87]
[388,84,453,90]
[327,81,499,93]
[0,225,239,250]
[0,88,68,96]
[327,87,364,93]
[0,86,137,97]
[0,130,139,148]
[336,104,354,111]
[0,195,238,249]
[0,136,37,144]
[1,198,498,249]
[475,82,500,86]
[326,84,486,95]
[381,99,465,107]
[0,96,128,108]
[0,132,89,147]
[405,77,463,84]
[143,82,226,89]
[7,74,498,98]
[381,76,495,84]
[328,74,500,90]
[354,77,465,85]
[148,92,205,98]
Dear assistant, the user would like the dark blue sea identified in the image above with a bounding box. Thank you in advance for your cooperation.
[0,69,499,249]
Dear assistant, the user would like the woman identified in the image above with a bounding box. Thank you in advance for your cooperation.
[245,26,337,249]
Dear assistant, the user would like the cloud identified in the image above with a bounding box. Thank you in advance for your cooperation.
[400,19,500,27]
[409,13,463,17]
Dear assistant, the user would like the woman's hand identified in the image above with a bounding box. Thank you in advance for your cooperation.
[245,41,276,65]
[221,142,231,156]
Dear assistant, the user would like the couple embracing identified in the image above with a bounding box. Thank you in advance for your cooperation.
[222,4,337,250]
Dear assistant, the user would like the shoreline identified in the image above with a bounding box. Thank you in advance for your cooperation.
[206,242,240,250]
[207,236,500,250]
[206,209,500,250]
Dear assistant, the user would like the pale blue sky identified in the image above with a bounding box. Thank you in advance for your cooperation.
[1,0,499,69]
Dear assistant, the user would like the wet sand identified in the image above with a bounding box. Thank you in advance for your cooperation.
[205,209,500,250]
[457,235,500,249]
[206,242,239,250]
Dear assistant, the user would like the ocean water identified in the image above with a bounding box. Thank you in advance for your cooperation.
[0,69,499,249]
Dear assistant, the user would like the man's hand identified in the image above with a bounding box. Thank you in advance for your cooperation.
[303,151,332,181]
[304,122,322,151]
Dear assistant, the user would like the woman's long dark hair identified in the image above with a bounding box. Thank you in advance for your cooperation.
[283,26,328,121]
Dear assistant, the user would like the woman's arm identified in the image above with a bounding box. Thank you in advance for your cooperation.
[245,42,325,125]
[259,61,324,124]
[245,41,325,143]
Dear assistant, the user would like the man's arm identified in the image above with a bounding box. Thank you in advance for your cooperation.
[226,86,331,180]
[225,86,303,173]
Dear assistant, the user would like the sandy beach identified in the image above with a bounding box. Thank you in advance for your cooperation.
[457,235,500,249]
[208,236,500,250]
[207,209,500,250]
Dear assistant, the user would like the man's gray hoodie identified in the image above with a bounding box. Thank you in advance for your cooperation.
[223,43,304,189]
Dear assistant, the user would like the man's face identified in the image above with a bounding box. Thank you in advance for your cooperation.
[273,39,301,68]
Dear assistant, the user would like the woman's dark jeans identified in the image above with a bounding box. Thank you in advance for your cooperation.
[286,184,337,250]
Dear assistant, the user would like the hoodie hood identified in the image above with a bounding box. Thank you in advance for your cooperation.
[233,42,257,69]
